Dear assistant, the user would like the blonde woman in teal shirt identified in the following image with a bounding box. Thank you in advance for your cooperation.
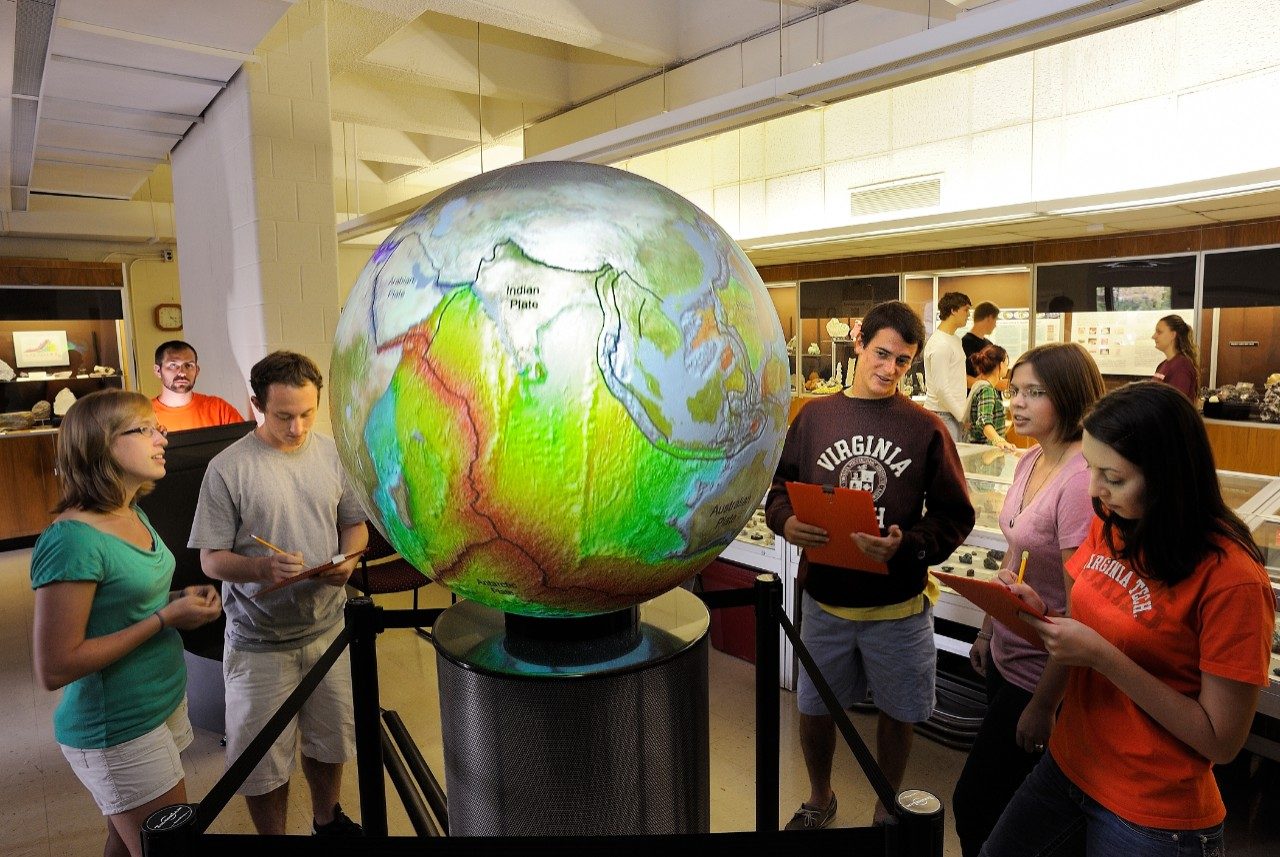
[31,390,221,857]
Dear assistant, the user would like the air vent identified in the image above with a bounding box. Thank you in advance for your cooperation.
[849,175,941,217]
[10,98,39,186]
[13,0,57,97]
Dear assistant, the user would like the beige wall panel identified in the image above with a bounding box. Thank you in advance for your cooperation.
[667,138,713,195]
[891,71,971,151]
[764,109,822,177]
[823,89,892,163]
[964,125,1033,208]
[667,48,741,110]
[711,132,741,187]
[765,169,823,236]
[613,76,665,128]
[523,96,616,157]
[971,53,1033,134]
[712,185,741,236]
[1175,0,1280,88]
[738,122,766,181]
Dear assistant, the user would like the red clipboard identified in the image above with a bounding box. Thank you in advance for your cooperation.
[251,548,369,600]
[785,482,888,574]
[932,571,1050,649]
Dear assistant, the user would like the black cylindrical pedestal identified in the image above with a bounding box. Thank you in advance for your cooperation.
[433,586,710,836]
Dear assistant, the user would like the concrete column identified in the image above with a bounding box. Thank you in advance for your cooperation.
[172,0,340,430]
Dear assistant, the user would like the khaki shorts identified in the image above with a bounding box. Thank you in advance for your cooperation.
[61,698,193,816]
[223,622,355,796]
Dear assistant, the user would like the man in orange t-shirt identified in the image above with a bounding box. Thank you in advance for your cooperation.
[152,340,244,432]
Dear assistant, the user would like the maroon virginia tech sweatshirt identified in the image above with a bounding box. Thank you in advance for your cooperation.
[765,392,975,608]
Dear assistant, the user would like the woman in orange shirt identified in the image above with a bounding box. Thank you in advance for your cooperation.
[980,382,1275,857]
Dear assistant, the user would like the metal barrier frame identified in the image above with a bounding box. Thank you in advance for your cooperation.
[141,575,943,857]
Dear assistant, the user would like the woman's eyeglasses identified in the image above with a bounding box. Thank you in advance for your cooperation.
[120,425,168,439]
[1003,385,1049,401]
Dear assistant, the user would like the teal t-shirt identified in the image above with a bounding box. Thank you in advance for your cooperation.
[30,512,184,749]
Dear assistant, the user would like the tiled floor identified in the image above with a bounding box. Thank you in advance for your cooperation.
[2,546,1277,855]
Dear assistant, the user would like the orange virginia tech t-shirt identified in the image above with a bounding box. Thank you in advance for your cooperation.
[151,392,244,433]
[1052,518,1275,829]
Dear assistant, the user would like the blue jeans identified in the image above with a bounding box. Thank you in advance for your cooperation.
[979,752,1225,857]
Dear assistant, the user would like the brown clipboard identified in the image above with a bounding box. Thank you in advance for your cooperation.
[932,570,1050,649]
[785,481,888,574]
[251,548,370,600]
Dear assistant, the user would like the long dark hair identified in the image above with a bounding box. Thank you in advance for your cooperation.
[1083,381,1263,584]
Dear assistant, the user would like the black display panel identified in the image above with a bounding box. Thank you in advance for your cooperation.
[799,275,900,318]
[0,287,124,320]
[1203,247,1280,308]
[1036,256,1195,312]
[137,420,256,660]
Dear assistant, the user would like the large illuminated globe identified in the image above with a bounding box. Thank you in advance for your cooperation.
[331,161,790,617]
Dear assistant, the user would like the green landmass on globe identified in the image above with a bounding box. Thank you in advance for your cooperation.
[331,161,790,616]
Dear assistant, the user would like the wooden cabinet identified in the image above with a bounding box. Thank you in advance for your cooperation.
[0,433,60,540]
[1203,419,1280,476]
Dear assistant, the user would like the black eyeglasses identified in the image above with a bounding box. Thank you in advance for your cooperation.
[121,425,168,439]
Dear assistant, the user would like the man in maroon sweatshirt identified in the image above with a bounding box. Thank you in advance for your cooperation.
[767,300,974,830]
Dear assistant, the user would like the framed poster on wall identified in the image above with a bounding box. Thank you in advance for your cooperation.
[12,330,70,368]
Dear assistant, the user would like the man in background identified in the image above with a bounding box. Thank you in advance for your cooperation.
[963,302,1000,380]
[923,292,971,441]
[152,340,244,431]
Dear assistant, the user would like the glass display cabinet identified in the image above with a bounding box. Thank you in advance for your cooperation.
[1220,470,1280,517]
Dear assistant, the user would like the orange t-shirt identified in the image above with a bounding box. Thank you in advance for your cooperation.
[151,392,244,432]
[1053,518,1275,829]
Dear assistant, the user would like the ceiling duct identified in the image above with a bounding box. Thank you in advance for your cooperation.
[12,0,56,96]
[9,97,38,186]
[10,0,58,211]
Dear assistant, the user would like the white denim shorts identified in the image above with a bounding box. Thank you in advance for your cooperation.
[60,697,193,816]
[223,621,355,796]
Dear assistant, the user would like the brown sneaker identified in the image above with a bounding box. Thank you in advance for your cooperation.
[784,793,836,831]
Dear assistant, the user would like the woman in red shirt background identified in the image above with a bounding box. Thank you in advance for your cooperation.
[1152,314,1200,400]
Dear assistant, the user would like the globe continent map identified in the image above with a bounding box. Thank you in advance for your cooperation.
[331,161,790,616]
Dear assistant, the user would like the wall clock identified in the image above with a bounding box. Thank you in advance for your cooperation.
[154,303,183,330]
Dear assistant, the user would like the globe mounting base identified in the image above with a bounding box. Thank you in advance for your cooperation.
[433,587,711,835]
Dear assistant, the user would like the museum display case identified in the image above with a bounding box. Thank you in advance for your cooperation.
[794,275,898,394]
[0,283,130,541]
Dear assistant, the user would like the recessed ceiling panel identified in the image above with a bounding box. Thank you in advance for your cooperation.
[43,59,222,116]
[37,119,177,159]
[37,147,162,170]
[51,25,241,81]
[31,160,151,198]
[40,98,193,135]
[59,0,291,55]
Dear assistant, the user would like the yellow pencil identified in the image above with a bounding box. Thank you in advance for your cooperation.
[251,534,289,555]
[1015,550,1030,585]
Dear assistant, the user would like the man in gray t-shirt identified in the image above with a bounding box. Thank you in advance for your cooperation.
[190,351,368,837]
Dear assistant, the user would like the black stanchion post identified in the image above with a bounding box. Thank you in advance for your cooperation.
[753,572,782,833]
[889,789,945,857]
[347,596,387,838]
[140,803,198,856]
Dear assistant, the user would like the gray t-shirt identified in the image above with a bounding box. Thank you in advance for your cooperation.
[189,430,366,652]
